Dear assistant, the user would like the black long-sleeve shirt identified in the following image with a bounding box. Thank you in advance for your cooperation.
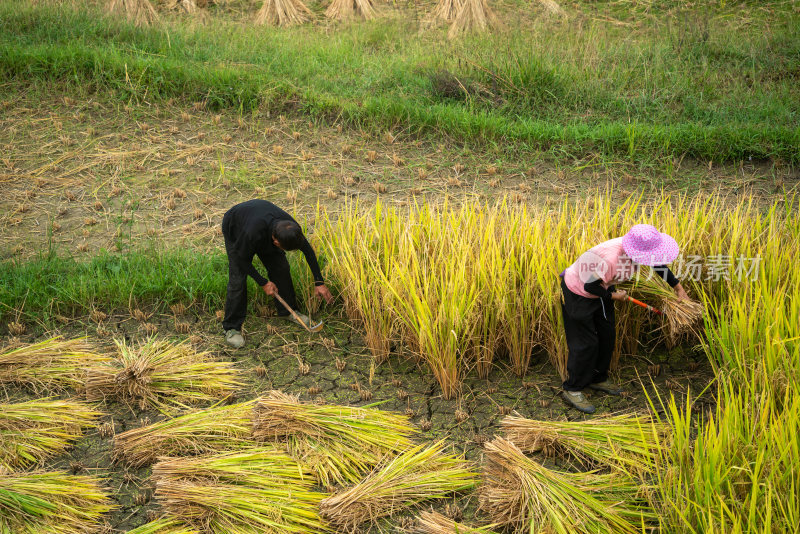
[221,200,324,288]
[583,265,679,299]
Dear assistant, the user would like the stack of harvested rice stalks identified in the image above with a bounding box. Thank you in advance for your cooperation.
[252,390,416,486]
[255,0,312,26]
[108,0,159,26]
[426,0,463,24]
[0,337,111,393]
[152,448,325,533]
[0,471,114,533]
[86,337,241,412]
[127,518,198,533]
[0,399,103,471]
[501,413,668,476]
[480,437,655,534]
[326,0,376,20]
[416,510,501,533]
[448,0,497,39]
[633,272,705,347]
[320,442,478,531]
[113,400,256,467]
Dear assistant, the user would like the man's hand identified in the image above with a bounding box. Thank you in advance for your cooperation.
[262,281,278,296]
[314,284,334,304]
[674,283,690,301]
[611,289,628,302]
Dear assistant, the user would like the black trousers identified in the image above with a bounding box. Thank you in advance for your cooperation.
[561,278,616,391]
[222,236,297,332]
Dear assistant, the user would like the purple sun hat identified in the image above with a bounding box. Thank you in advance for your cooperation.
[622,224,680,266]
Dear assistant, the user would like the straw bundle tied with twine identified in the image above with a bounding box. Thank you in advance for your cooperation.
[0,337,111,393]
[86,337,241,413]
[501,413,668,475]
[416,510,501,534]
[127,518,199,533]
[153,447,325,533]
[0,399,103,472]
[113,400,256,468]
[253,390,416,486]
[0,471,114,533]
[480,437,656,534]
[108,0,158,26]
[319,442,478,531]
[255,0,312,26]
[448,0,497,39]
[326,0,376,20]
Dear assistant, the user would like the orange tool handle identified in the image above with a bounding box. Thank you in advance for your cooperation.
[627,296,663,315]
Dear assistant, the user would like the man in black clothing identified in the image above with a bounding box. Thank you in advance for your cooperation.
[221,200,333,348]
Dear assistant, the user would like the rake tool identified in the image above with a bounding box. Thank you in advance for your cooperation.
[273,293,323,333]
[627,296,662,315]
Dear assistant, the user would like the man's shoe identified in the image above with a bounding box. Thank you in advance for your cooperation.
[562,390,596,414]
[589,380,622,396]
[225,329,245,349]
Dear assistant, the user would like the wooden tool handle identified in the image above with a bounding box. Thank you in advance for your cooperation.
[272,292,313,333]
[627,296,663,315]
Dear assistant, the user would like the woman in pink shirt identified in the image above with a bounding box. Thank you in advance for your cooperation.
[559,224,689,414]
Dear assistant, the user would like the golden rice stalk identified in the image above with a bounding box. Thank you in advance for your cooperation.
[168,0,197,13]
[448,0,497,39]
[480,438,655,534]
[126,518,199,533]
[255,0,312,26]
[319,442,478,531]
[107,0,158,26]
[0,399,103,472]
[501,413,668,475]
[113,401,256,468]
[0,337,111,393]
[153,448,325,533]
[426,0,463,24]
[416,510,501,534]
[0,471,114,533]
[633,273,705,346]
[537,0,565,17]
[86,337,241,413]
[325,0,376,20]
[252,391,416,486]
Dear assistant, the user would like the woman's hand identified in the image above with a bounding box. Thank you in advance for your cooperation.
[314,284,334,304]
[262,281,278,296]
[611,289,628,301]
[674,283,690,301]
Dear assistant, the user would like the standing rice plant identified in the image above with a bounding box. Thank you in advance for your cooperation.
[86,337,241,413]
[152,448,325,533]
[0,471,114,533]
[501,413,667,476]
[416,510,501,534]
[127,518,198,533]
[0,337,111,393]
[252,392,415,486]
[480,437,655,534]
[0,399,103,471]
[113,401,256,468]
[319,442,478,531]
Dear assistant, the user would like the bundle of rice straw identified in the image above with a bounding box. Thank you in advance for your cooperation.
[416,510,501,533]
[426,0,463,24]
[480,438,655,534]
[169,0,197,13]
[113,400,256,467]
[632,272,705,347]
[447,0,497,39]
[501,413,668,476]
[0,337,111,393]
[537,0,565,17]
[252,391,416,486]
[153,448,325,533]
[325,0,375,21]
[255,0,312,26]
[0,471,114,533]
[0,399,103,471]
[320,442,478,531]
[86,337,241,412]
[127,518,199,533]
[108,0,159,26]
